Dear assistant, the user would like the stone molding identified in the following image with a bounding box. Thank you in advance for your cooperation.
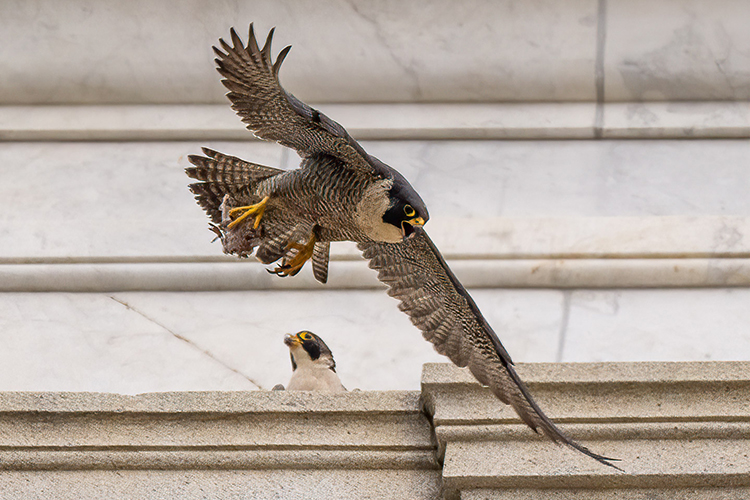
[2,257,750,292]
[0,391,440,498]
[3,215,750,291]
[2,102,749,141]
[422,362,750,499]
[0,362,748,498]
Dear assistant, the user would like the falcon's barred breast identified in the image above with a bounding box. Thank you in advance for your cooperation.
[185,24,620,470]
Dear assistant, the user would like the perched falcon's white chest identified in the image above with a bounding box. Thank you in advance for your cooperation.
[286,345,346,392]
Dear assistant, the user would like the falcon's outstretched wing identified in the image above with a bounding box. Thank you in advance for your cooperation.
[213,25,381,175]
[358,228,621,470]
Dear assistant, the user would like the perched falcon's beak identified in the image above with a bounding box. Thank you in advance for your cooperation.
[401,217,426,238]
[284,334,302,347]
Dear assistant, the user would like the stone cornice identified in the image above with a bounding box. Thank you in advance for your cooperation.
[422,362,750,499]
[1,362,748,498]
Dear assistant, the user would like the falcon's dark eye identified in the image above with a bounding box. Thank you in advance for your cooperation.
[404,205,416,217]
[298,331,313,341]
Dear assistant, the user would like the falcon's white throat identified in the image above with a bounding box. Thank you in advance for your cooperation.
[286,344,343,392]
[354,179,402,243]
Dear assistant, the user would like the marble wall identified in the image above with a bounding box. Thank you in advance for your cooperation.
[2,139,749,261]
[2,0,748,104]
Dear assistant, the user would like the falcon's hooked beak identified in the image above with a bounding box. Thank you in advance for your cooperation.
[284,334,302,347]
[401,217,426,239]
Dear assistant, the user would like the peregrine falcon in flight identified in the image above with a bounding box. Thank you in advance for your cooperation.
[186,24,619,469]
[277,331,346,392]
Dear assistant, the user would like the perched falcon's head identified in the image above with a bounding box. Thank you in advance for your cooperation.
[283,331,346,391]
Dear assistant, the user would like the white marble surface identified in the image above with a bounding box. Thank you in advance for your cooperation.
[0,290,561,393]
[562,288,750,362]
[4,257,750,292]
[602,101,750,138]
[0,293,258,393]
[0,103,599,141]
[5,103,749,142]
[605,0,750,101]
[2,287,749,394]
[1,0,598,104]
[2,140,750,260]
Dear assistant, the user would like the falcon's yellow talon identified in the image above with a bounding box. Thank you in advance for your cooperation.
[272,236,316,277]
[228,196,269,230]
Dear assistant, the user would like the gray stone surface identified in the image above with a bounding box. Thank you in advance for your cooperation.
[561,288,750,362]
[0,362,747,498]
[463,488,750,500]
[0,471,441,500]
[422,362,750,499]
[6,257,750,292]
[0,390,439,499]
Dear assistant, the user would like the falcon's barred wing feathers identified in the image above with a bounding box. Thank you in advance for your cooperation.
[358,229,621,470]
[214,25,381,176]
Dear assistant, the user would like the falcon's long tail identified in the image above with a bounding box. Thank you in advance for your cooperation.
[186,147,283,224]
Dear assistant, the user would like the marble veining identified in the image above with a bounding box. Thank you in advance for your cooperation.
[606,0,750,100]
[2,140,750,260]
[0,0,598,104]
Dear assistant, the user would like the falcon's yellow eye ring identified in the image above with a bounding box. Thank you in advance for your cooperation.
[404,205,416,217]
[298,331,313,341]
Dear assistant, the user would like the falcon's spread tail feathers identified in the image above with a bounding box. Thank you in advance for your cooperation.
[358,229,622,471]
[186,147,282,224]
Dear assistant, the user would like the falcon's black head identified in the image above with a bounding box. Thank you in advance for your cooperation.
[284,330,336,371]
[382,172,429,239]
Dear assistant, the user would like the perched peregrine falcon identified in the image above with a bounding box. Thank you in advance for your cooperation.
[186,25,619,470]
[279,331,346,392]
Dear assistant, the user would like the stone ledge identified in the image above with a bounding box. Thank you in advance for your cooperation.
[422,362,750,499]
[3,215,750,291]
[0,390,422,413]
[0,362,747,498]
[5,215,750,262]
[462,487,750,500]
[0,391,436,472]
[2,103,749,141]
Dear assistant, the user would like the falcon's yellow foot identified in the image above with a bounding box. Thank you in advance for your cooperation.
[271,237,317,277]
[227,196,270,230]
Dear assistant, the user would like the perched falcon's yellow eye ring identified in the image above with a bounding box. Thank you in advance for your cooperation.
[298,331,313,341]
[404,205,416,217]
